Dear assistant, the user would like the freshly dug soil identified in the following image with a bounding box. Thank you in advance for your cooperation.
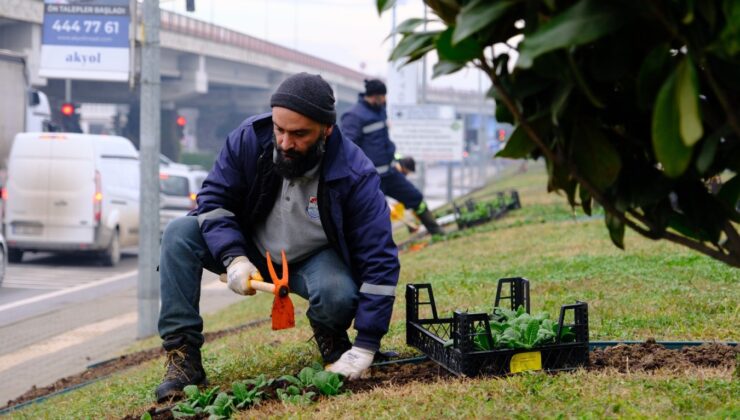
[589,339,738,372]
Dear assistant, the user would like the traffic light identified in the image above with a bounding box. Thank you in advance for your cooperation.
[498,129,507,141]
[186,0,195,12]
[175,115,186,139]
[60,103,82,133]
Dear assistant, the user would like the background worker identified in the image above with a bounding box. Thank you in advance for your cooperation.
[340,79,444,235]
[155,73,400,402]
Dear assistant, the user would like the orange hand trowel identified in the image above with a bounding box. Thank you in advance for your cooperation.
[219,250,295,330]
[253,250,295,330]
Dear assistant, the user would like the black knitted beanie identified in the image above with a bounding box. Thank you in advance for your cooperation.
[270,72,336,125]
[364,79,387,96]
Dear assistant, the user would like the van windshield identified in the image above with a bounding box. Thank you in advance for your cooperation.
[160,175,189,196]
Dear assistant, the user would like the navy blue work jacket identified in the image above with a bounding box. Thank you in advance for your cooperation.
[340,96,396,168]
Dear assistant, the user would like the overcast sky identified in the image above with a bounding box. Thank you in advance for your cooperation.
[160,0,491,92]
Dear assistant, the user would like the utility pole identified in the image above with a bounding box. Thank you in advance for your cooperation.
[477,71,486,185]
[138,0,161,338]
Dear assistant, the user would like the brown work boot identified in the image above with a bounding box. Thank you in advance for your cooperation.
[155,335,207,403]
[417,209,444,236]
[309,320,352,364]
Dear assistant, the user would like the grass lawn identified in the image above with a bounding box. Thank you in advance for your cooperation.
[8,163,738,419]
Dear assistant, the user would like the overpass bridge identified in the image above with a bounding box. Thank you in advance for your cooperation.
[0,0,493,154]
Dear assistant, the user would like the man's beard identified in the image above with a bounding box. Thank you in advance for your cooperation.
[273,133,327,179]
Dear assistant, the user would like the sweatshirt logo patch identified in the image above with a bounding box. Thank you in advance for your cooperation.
[306,196,320,219]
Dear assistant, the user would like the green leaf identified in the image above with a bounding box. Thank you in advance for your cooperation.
[681,0,695,24]
[496,125,535,159]
[546,158,577,206]
[579,183,592,216]
[298,367,316,387]
[453,0,514,45]
[675,57,703,146]
[183,384,200,400]
[391,18,428,37]
[433,60,465,77]
[695,127,726,173]
[652,70,693,177]
[140,413,152,420]
[376,0,395,15]
[435,27,481,63]
[713,0,740,57]
[496,116,549,159]
[523,319,540,348]
[517,0,625,68]
[636,44,672,111]
[278,374,303,387]
[718,175,740,214]
[604,211,625,249]
[572,119,622,190]
[389,31,439,62]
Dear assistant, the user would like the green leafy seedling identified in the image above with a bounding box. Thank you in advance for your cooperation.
[232,381,263,409]
[173,385,220,417]
[312,370,344,396]
[204,392,235,419]
[298,366,317,387]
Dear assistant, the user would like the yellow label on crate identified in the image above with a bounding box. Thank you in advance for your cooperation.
[510,351,543,373]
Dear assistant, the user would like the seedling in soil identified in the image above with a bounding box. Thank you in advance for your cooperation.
[172,385,220,417]
[204,392,236,419]
[311,370,344,396]
[231,381,264,409]
[277,385,316,405]
[163,364,346,418]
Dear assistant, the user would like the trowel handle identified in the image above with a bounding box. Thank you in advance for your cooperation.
[218,272,276,294]
[248,278,276,294]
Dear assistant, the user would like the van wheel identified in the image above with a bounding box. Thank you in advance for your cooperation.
[103,231,121,267]
[8,248,23,263]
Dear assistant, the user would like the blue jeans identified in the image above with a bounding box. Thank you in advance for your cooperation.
[158,216,359,347]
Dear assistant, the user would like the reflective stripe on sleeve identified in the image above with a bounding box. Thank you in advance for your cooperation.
[197,208,236,227]
[362,121,386,134]
[359,283,396,296]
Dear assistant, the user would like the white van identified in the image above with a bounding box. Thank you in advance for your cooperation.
[4,132,140,266]
[159,166,208,234]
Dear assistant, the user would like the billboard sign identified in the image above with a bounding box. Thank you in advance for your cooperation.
[39,0,130,81]
[389,119,464,162]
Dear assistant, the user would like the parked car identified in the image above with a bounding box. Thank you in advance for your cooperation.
[4,132,140,266]
[0,232,7,286]
[159,166,207,234]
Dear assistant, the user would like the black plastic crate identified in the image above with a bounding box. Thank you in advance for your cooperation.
[406,278,589,377]
[453,190,521,230]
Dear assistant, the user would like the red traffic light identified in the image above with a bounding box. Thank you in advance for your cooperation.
[61,103,75,116]
[176,116,187,127]
[498,129,506,141]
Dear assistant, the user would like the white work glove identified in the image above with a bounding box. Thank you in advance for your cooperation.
[325,346,375,380]
[221,256,259,296]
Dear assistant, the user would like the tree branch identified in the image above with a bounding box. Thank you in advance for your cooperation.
[661,229,740,267]
[723,221,740,255]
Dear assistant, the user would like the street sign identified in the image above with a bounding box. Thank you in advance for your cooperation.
[389,119,464,162]
[39,0,130,81]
